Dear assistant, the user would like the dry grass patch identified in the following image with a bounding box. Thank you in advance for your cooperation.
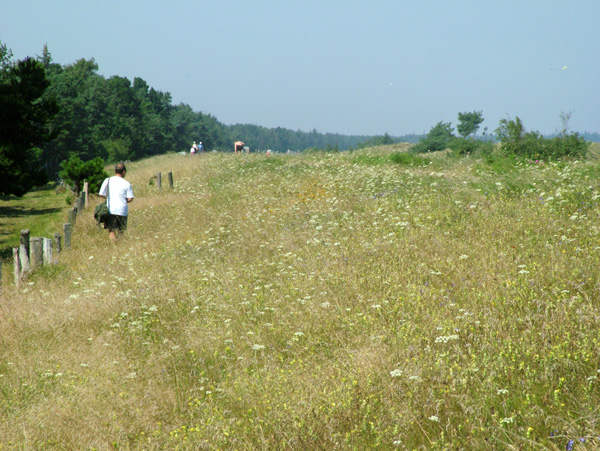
[1,148,600,449]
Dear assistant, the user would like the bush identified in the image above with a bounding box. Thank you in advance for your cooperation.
[411,121,455,153]
[448,137,494,156]
[545,133,589,160]
[59,155,109,195]
[389,152,431,166]
[495,116,589,161]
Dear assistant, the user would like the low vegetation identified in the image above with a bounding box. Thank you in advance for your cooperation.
[0,183,71,260]
[1,146,600,449]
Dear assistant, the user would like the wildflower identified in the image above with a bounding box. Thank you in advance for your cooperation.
[252,344,265,351]
[390,369,403,378]
[429,416,440,422]
[566,440,574,450]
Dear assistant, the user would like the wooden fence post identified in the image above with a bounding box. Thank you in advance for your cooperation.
[83,181,89,208]
[43,237,53,265]
[18,244,28,278]
[168,171,173,188]
[19,230,30,275]
[64,223,72,248]
[68,207,76,226]
[13,248,21,287]
[30,237,43,269]
[156,172,162,189]
[54,233,62,255]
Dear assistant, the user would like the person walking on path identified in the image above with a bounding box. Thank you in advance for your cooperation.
[98,162,134,243]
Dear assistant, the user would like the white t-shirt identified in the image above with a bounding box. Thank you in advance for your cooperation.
[99,176,134,216]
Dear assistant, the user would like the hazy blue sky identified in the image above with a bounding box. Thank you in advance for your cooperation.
[2,1,599,136]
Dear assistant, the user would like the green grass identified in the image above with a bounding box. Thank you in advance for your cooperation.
[0,183,72,260]
[1,149,600,449]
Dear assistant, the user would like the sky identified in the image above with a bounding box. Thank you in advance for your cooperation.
[2,0,599,136]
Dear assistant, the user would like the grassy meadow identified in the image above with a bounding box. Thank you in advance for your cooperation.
[1,145,600,449]
[0,185,72,261]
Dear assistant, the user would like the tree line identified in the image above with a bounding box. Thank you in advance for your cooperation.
[2,42,594,197]
[1,43,403,196]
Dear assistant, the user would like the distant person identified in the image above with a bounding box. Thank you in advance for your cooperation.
[98,162,134,243]
[234,141,245,154]
[198,141,204,152]
[190,141,198,155]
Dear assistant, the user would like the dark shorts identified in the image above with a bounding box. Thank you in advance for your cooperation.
[105,214,128,233]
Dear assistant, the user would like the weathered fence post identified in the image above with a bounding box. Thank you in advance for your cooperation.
[68,207,76,225]
[19,229,30,275]
[64,223,72,248]
[76,195,84,213]
[54,233,62,255]
[83,181,89,208]
[167,171,173,188]
[19,245,29,278]
[30,237,43,269]
[43,237,53,265]
[156,172,162,189]
[13,248,21,287]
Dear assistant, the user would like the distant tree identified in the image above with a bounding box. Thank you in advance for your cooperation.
[0,48,58,196]
[457,111,484,138]
[411,121,455,153]
[42,57,105,174]
[355,133,394,149]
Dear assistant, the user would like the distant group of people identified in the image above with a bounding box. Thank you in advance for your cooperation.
[94,139,280,242]
[190,141,204,155]
[190,140,250,154]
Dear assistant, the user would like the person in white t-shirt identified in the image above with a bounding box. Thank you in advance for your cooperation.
[99,162,134,242]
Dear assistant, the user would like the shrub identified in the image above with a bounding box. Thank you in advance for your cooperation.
[59,154,109,194]
[495,116,589,161]
[448,137,494,156]
[545,133,589,160]
[389,151,431,166]
[411,121,455,153]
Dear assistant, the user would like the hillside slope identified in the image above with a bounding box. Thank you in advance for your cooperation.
[1,149,600,449]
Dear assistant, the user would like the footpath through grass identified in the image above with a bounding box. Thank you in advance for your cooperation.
[1,148,600,450]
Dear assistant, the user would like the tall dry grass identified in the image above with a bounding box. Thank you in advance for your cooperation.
[1,148,600,449]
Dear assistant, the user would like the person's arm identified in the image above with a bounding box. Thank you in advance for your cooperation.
[127,198,133,203]
[99,178,108,198]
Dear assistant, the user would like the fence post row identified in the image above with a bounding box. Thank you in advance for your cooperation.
[10,172,174,286]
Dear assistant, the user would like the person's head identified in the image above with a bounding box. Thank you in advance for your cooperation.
[115,162,127,176]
